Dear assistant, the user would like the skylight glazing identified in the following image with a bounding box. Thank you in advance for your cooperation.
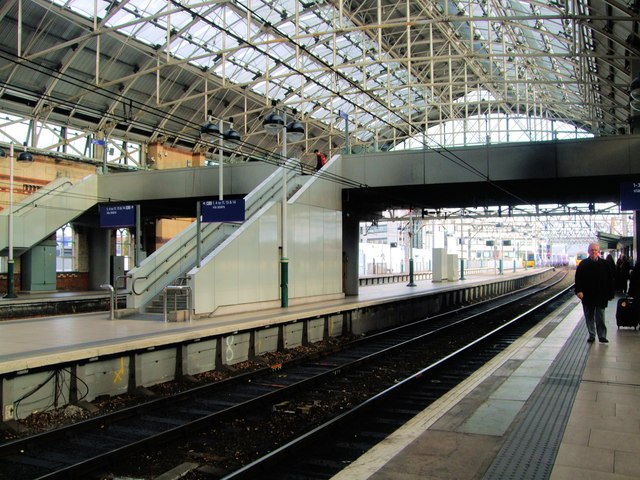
[44,0,632,151]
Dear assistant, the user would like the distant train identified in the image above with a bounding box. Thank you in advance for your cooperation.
[522,252,536,268]
[575,253,588,266]
[550,254,568,267]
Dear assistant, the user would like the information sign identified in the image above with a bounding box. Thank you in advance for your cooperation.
[620,182,640,211]
[100,204,136,228]
[202,199,245,223]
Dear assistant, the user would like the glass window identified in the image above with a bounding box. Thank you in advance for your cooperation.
[115,228,132,271]
[56,224,75,271]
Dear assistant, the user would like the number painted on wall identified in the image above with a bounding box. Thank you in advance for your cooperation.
[225,336,235,362]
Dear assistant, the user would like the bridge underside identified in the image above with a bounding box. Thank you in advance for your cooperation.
[340,136,640,219]
[343,175,625,219]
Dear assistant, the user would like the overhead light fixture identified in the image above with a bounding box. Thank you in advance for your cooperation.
[200,122,221,142]
[224,126,241,142]
[263,110,284,136]
[631,99,640,111]
[17,149,33,162]
[286,120,305,142]
[225,118,242,142]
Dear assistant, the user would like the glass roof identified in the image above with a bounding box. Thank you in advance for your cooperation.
[52,0,435,142]
[30,0,638,151]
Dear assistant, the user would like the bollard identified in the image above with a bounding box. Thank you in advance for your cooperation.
[100,284,115,320]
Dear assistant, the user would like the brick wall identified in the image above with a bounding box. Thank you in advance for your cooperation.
[56,272,90,291]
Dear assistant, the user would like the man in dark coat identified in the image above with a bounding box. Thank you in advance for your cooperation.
[575,242,615,343]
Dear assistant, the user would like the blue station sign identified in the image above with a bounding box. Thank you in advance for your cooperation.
[100,204,136,228]
[202,199,245,223]
[620,182,640,211]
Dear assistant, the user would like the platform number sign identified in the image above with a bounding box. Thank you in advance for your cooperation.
[100,204,136,228]
[621,182,640,211]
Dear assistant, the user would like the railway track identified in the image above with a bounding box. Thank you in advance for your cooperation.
[224,278,575,479]
[0,271,572,480]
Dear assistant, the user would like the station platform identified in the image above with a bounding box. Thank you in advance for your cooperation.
[4,269,637,478]
[0,268,555,424]
[332,296,640,480]
[0,269,539,375]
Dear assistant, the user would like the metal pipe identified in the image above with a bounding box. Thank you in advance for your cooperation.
[163,285,192,322]
[281,112,288,307]
[6,144,15,298]
[100,283,115,320]
[114,274,130,316]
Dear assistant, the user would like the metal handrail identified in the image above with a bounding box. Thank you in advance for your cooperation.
[114,274,131,313]
[11,179,74,216]
[0,176,74,217]
[131,275,149,295]
[131,223,237,297]
[127,163,299,303]
[163,285,191,323]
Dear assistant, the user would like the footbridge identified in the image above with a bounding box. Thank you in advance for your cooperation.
[6,134,639,313]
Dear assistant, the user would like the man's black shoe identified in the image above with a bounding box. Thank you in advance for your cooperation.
[599,338,609,343]
[587,337,595,343]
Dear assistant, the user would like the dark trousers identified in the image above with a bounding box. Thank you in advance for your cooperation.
[582,303,607,340]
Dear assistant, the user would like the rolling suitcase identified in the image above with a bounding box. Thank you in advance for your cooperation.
[616,297,638,329]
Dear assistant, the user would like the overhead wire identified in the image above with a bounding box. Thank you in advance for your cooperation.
[0,0,538,211]
[0,0,601,220]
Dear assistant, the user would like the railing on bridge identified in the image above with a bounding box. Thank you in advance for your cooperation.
[358,267,519,286]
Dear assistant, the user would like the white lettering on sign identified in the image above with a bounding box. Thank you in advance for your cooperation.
[105,205,134,215]
[203,200,237,206]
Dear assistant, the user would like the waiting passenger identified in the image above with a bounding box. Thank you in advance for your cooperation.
[628,261,640,299]
[615,255,630,294]
[574,242,615,343]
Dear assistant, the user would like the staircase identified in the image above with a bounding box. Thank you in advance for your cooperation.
[126,161,303,312]
[0,174,98,255]
[145,277,190,314]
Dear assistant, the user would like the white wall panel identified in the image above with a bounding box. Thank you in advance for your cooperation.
[309,207,325,294]
[291,205,311,298]
[258,210,279,300]
[324,209,342,294]
[99,163,277,202]
[190,203,281,314]
[287,204,342,300]
[214,238,240,308]
[342,136,640,188]
[2,175,99,251]
[487,143,555,180]
[292,155,343,210]
[237,220,260,304]
[556,135,639,177]
[189,157,344,315]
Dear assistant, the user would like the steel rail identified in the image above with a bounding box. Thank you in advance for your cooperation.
[223,282,575,479]
[0,273,567,480]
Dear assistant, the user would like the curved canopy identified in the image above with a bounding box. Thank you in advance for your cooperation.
[0,0,638,163]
